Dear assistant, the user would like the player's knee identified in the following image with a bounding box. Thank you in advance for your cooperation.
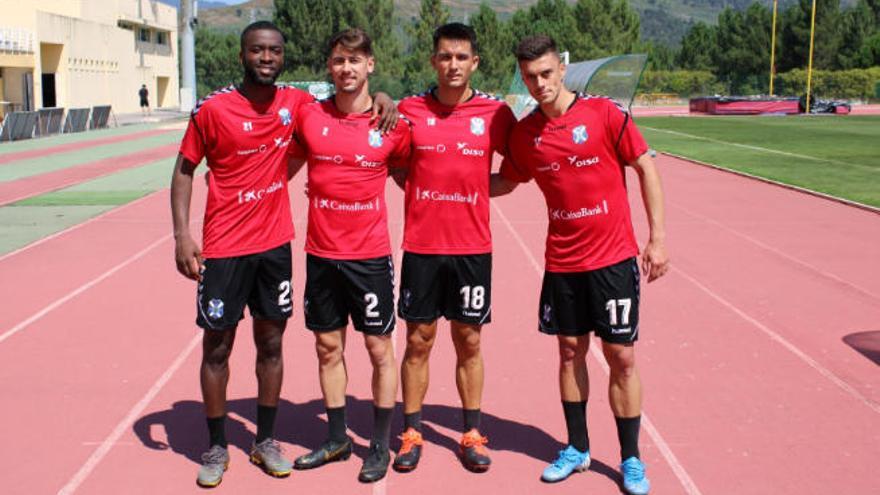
[454,331,481,360]
[316,339,344,367]
[557,339,583,364]
[605,345,636,376]
[405,331,435,358]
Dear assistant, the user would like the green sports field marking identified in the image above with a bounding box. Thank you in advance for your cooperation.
[0,154,181,254]
[641,126,875,172]
[0,131,181,182]
[638,115,880,208]
[0,122,166,155]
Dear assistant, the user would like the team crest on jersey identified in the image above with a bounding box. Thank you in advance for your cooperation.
[368,129,383,148]
[207,299,225,319]
[278,108,292,126]
[572,125,588,144]
[470,117,485,136]
[427,117,436,126]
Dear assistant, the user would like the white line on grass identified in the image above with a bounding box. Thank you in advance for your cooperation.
[0,234,170,344]
[672,266,880,415]
[491,200,704,495]
[641,126,875,172]
[57,331,202,495]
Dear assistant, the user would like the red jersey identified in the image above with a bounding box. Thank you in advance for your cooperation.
[500,95,649,272]
[287,99,411,260]
[398,90,515,254]
[179,85,313,258]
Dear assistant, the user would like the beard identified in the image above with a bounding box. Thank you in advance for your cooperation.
[244,64,279,86]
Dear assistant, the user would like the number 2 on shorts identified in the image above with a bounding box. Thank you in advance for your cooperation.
[278,280,291,306]
[364,292,379,318]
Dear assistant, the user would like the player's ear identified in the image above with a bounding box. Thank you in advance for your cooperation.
[367,56,375,75]
[471,54,480,71]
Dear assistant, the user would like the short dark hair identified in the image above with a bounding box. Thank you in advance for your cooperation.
[514,35,558,62]
[240,20,286,50]
[327,27,373,58]
[433,22,479,54]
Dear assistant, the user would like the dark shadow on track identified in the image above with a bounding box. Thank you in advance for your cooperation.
[133,395,618,484]
[843,331,880,366]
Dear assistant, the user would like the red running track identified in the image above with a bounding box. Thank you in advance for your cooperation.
[0,143,179,206]
[0,152,877,494]
[0,128,176,166]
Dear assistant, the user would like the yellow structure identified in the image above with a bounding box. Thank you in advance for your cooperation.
[0,0,179,117]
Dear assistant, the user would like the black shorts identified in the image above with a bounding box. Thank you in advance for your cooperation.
[304,254,395,335]
[140,99,149,107]
[538,257,640,344]
[196,243,293,330]
[398,252,492,325]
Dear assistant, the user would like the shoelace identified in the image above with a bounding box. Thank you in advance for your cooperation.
[621,460,645,481]
[398,430,423,454]
[462,431,489,454]
[551,449,582,470]
[202,447,227,464]
[257,439,283,457]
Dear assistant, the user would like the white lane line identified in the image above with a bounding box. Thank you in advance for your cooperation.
[0,234,171,344]
[670,201,880,302]
[57,331,202,495]
[491,201,704,495]
[672,266,880,415]
[0,193,156,263]
[641,126,875,171]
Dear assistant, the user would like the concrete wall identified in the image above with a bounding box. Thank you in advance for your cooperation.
[0,0,179,114]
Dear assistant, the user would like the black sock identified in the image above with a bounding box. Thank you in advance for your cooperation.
[255,404,277,443]
[327,406,347,442]
[372,406,394,449]
[562,401,589,453]
[206,415,227,448]
[463,408,481,431]
[615,415,641,460]
[404,410,422,432]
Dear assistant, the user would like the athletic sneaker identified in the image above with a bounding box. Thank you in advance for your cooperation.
[196,444,229,488]
[293,436,353,470]
[459,428,491,472]
[621,456,651,495]
[392,428,423,472]
[541,445,590,483]
[358,442,391,483]
[249,438,293,478]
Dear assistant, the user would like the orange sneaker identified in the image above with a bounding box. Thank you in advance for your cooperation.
[459,428,491,472]
[393,428,424,472]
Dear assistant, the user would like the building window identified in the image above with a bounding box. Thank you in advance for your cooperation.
[138,28,150,43]
[156,31,168,45]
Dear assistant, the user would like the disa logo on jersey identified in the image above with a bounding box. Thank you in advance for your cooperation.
[456,142,485,156]
[572,125,588,144]
[368,129,383,148]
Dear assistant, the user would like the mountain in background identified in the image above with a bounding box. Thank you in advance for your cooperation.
[164,0,852,46]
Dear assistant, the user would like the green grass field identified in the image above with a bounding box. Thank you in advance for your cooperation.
[637,115,880,208]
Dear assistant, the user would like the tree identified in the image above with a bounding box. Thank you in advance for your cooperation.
[836,0,877,69]
[194,28,240,98]
[469,3,515,93]
[403,0,450,94]
[677,22,717,71]
[779,0,843,72]
[715,4,773,93]
[572,0,640,59]
[508,0,581,58]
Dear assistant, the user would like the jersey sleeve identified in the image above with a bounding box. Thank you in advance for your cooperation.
[605,99,649,165]
[287,107,309,159]
[492,104,516,172]
[388,116,412,169]
[178,113,207,166]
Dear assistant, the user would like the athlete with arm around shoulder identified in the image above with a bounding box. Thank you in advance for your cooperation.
[491,34,667,494]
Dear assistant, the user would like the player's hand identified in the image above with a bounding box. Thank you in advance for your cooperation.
[371,92,398,134]
[641,238,669,283]
[174,234,203,281]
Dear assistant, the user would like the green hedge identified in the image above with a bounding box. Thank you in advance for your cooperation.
[637,67,880,99]
[774,67,880,100]
[638,70,725,97]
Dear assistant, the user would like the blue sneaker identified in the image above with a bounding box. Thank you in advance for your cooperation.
[621,456,651,495]
[541,445,590,482]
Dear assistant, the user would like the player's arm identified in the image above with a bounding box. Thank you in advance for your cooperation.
[370,92,398,134]
[170,153,202,281]
[287,156,306,181]
[627,152,669,282]
[489,173,518,197]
